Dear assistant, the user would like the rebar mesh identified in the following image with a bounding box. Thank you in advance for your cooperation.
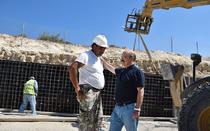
[0,60,173,117]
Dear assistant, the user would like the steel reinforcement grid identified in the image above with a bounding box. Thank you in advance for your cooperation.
[0,60,173,117]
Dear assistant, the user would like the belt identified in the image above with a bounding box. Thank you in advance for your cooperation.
[80,84,101,92]
[116,101,135,106]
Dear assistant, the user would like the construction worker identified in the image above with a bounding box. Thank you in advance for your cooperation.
[19,76,38,115]
[69,34,110,131]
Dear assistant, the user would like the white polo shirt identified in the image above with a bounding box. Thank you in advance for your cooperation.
[76,50,105,89]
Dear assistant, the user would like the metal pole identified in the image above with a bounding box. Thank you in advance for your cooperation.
[138,34,152,62]
[171,36,173,52]
[133,34,137,51]
[21,23,25,45]
[196,41,199,54]
[22,23,25,36]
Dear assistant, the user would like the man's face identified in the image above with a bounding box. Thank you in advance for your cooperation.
[121,53,132,68]
[92,44,106,57]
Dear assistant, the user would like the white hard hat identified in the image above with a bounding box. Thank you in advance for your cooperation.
[30,76,35,80]
[92,35,108,48]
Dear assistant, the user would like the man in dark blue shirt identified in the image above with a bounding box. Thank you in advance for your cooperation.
[115,64,144,106]
[102,49,145,131]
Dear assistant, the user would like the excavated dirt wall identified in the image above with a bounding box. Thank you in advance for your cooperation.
[0,34,209,77]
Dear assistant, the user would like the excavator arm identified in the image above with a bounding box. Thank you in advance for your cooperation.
[125,0,210,34]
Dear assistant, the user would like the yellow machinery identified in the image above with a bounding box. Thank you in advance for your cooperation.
[125,0,210,34]
[125,0,210,131]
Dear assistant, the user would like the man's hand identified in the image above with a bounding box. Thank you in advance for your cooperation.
[76,90,86,101]
[132,110,140,120]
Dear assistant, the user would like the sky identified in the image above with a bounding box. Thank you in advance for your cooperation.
[0,0,210,57]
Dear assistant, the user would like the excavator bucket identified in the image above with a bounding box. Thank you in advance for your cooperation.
[124,13,153,34]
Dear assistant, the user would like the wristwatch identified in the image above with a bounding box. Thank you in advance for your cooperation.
[134,107,141,112]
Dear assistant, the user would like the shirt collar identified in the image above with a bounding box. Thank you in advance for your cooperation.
[126,64,135,69]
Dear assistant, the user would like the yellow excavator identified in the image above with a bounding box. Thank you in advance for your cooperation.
[124,0,210,131]
[125,0,210,34]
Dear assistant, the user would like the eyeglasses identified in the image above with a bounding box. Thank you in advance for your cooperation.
[121,59,125,62]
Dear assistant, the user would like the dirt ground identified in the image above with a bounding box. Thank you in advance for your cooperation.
[0,121,178,131]
[0,112,178,131]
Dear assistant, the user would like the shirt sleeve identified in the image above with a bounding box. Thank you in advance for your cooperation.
[136,70,145,88]
[75,52,88,65]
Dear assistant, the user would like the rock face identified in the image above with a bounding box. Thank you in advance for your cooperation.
[0,34,209,77]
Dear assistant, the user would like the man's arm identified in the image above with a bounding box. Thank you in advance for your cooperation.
[100,57,116,75]
[34,80,38,96]
[135,87,144,111]
[133,87,144,119]
[69,61,84,93]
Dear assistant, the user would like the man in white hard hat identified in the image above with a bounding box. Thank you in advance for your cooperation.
[69,34,110,131]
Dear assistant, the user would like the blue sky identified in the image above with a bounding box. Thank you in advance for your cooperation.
[0,0,210,57]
